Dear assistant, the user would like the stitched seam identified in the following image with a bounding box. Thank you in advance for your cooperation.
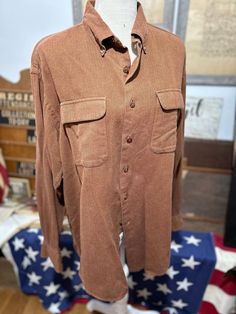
[60,96,106,106]
[156,88,182,94]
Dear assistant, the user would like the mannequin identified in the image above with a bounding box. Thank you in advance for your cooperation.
[94,0,137,65]
[86,1,159,313]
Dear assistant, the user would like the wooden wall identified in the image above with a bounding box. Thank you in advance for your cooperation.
[0,69,35,194]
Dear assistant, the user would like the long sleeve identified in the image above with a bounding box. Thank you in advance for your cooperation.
[172,48,186,231]
[30,44,65,272]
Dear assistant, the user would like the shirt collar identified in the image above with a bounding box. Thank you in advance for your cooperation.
[82,0,148,56]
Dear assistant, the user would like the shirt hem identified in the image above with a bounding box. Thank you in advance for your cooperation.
[79,270,128,302]
[127,265,170,277]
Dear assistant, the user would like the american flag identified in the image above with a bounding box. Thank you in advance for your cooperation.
[127,230,216,313]
[3,228,232,314]
[199,234,236,314]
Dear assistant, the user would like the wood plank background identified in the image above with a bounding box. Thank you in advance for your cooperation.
[0,70,36,194]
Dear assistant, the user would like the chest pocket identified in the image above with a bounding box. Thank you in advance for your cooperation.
[60,97,108,167]
[150,89,185,153]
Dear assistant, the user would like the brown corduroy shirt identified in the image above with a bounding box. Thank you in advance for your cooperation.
[30,0,186,302]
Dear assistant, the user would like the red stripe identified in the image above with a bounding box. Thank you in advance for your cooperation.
[61,297,89,313]
[209,269,236,295]
[199,301,218,314]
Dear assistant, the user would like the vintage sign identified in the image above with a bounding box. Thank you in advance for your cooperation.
[0,109,35,126]
[0,86,36,192]
[0,89,35,126]
[185,96,223,139]
[0,90,34,109]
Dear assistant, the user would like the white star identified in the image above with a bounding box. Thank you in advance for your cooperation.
[184,235,202,246]
[156,283,172,295]
[143,273,156,281]
[22,256,31,269]
[48,302,61,314]
[74,283,84,291]
[163,307,178,314]
[25,246,38,262]
[171,299,188,309]
[27,228,38,233]
[27,271,42,285]
[127,275,138,289]
[59,290,69,300]
[181,255,201,270]
[12,237,25,251]
[74,261,80,271]
[41,257,54,271]
[176,277,193,291]
[61,247,72,258]
[38,235,44,244]
[166,266,180,279]
[136,288,152,300]
[62,267,76,280]
[43,282,60,296]
[171,240,183,253]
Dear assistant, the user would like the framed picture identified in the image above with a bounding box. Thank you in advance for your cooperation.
[176,0,236,85]
[7,177,32,201]
[184,85,236,169]
[72,0,176,32]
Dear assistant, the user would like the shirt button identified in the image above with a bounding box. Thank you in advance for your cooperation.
[100,45,106,56]
[130,99,135,108]
[126,136,132,143]
[123,165,129,173]
[123,65,130,74]
[124,192,128,200]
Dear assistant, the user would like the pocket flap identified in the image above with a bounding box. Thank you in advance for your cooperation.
[155,89,184,110]
[60,97,106,124]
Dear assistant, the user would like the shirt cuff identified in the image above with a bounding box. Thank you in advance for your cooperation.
[40,240,63,273]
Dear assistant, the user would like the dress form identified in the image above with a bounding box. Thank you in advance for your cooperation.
[86,1,159,313]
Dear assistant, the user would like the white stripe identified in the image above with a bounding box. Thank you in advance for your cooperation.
[203,284,236,313]
[215,247,236,272]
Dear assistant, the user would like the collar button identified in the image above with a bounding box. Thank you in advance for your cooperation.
[123,65,130,74]
[100,48,106,56]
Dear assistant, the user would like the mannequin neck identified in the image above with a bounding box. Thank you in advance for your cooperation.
[94,0,137,40]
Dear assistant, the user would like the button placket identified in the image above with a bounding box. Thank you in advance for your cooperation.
[119,37,144,230]
[124,38,143,83]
